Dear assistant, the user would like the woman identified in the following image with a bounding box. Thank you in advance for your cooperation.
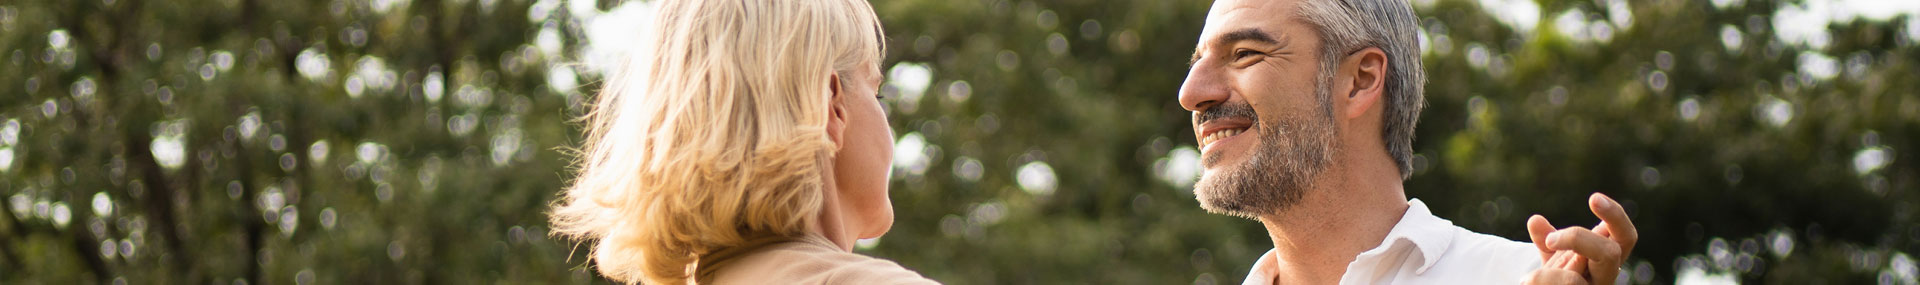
[547,0,935,283]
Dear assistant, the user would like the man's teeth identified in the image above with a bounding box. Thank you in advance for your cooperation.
[1202,128,1245,149]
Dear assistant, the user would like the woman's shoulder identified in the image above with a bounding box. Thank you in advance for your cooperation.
[699,236,939,285]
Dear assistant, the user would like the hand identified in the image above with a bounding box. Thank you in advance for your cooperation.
[1522,251,1588,285]
[1522,193,1639,285]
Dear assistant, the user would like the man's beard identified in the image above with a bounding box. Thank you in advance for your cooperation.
[1193,84,1338,220]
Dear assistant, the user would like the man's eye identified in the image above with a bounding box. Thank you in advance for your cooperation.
[1234,49,1264,59]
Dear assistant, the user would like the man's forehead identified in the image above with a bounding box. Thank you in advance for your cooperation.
[1201,0,1303,40]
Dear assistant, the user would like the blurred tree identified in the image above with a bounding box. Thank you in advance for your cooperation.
[0,0,601,283]
[0,0,1915,284]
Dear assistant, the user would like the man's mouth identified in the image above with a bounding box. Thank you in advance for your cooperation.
[1199,125,1250,152]
[1194,102,1260,155]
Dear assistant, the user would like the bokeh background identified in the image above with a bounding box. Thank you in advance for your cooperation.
[2,0,1918,283]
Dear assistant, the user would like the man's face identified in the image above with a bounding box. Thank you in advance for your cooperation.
[1179,0,1340,219]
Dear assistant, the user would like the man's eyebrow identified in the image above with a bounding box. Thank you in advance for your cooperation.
[1219,28,1280,46]
[1190,28,1281,66]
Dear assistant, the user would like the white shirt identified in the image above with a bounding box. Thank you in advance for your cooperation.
[1241,199,1543,285]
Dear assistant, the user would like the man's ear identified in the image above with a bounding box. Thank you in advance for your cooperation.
[1341,47,1388,120]
[825,73,848,146]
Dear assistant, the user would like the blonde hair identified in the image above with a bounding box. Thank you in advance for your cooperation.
[548,0,885,283]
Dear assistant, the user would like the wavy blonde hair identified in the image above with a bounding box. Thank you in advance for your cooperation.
[549,0,885,283]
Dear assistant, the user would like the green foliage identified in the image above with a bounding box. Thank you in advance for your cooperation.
[0,0,1916,284]
[1,0,591,283]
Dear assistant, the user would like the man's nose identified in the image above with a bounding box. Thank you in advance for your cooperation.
[1178,64,1227,113]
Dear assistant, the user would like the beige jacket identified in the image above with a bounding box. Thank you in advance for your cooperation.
[694,234,939,284]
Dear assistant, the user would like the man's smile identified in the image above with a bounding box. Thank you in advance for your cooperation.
[1198,117,1254,155]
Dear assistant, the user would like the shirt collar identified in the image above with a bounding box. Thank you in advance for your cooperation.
[695,233,835,278]
[1375,198,1457,274]
[1240,199,1460,284]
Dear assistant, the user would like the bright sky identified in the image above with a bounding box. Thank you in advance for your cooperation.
[1467,0,1920,48]
[1772,0,1920,48]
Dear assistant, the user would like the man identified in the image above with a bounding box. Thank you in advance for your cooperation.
[1178,0,1638,283]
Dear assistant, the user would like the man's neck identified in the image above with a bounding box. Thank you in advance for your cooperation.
[1256,167,1410,284]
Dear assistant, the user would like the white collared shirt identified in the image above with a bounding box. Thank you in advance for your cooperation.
[1241,199,1543,285]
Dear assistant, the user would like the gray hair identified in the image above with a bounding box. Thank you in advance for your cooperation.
[1297,0,1426,180]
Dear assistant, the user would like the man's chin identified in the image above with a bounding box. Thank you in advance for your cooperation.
[1192,172,1265,219]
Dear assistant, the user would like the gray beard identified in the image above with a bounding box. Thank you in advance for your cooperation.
[1193,85,1338,219]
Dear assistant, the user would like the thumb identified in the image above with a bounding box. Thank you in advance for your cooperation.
[1528,215,1555,262]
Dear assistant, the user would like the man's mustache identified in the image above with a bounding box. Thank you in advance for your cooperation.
[1197,101,1259,126]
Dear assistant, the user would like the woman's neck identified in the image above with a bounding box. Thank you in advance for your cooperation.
[811,171,856,251]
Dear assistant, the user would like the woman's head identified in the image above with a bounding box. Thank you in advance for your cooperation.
[548,0,887,283]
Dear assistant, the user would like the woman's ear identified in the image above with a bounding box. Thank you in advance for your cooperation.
[825,73,848,146]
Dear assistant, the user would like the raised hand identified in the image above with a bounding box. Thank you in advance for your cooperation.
[1521,193,1639,285]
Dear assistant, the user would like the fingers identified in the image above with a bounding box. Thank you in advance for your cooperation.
[1547,227,1623,285]
[1547,227,1622,267]
[1588,193,1638,255]
[1546,250,1579,270]
[1582,258,1617,285]
[1568,254,1589,277]
[1529,215,1557,262]
[1585,193,1634,285]
[1531,192,1637,285]
[1593,222,1611,238]
[1522,267,1589,285]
